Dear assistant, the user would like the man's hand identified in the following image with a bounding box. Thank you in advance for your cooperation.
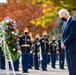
[61,43,66,49]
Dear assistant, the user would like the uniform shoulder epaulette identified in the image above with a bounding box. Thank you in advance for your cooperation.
[33,40,35,42]
[49,41,52,44]
[40,37,43,40]
[19,35,22,37]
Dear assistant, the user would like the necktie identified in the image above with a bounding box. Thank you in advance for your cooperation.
[62,21,67,32]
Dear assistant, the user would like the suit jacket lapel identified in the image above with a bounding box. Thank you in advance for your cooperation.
[66,17,72,26]
[62,17,72,34]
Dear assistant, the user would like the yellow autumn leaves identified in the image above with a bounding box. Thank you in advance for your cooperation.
[30,0,58,28]
[30,19,46,28]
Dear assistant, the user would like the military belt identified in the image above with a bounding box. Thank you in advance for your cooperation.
[21,44,30,47]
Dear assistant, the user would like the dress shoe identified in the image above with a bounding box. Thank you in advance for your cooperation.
[60,68,65,70]
[52,67,56,69]
[23,70,29,73]
[1,67,5,69]
[15,69,19,71]
[42,69,47,71]
[29,67,33,69]
[35,68,40,70]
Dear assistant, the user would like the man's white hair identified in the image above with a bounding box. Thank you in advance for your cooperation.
[58,9,69,15]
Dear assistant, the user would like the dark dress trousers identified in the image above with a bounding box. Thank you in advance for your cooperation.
[33,38,40,70]
[49,40,57,68]
[0,47,5,69]
[40,37,49,70]
[58,39,65,69]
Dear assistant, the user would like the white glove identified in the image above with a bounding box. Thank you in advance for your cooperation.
[18,50,22,55]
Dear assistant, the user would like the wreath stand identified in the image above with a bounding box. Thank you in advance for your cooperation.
[3,34,16,75]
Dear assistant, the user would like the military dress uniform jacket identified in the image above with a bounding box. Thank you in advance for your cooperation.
[40,37,49,54]
[49,41,57,54]
[19,35,31,54]
[32,39,40,54]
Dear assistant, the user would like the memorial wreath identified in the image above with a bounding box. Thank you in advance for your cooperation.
[2,17,20,61]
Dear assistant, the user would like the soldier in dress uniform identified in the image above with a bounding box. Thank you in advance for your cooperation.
[40,31,49,71]
[13,55,20,71]
[58,33,65,69]
[12,29,20,71]
[49,36,57,69]
[29,32,33,69]
[19,28,31,73]
[47,52,51,64]
[0,36,5,69]
[33,34,40,70]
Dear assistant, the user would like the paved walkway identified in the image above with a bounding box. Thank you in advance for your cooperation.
[0,61,69,75]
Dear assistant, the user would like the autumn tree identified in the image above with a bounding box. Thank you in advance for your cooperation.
[0,0,76,36]
[0,0,44,35]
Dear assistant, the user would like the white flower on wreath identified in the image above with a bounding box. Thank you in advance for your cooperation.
[14,33,17,36]
[4,16,12,22]
[5,19,10,22]
[0,25,2,29]
[6,26,9,28]
[11,31,15,34]
[2,21,4,25]
[16,42,19,44]
[13,48,16,51]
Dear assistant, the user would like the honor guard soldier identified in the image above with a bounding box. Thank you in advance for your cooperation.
[29,32,33,69]
[49,36,57,69]
[0,36,5,69]
[13,55,20,71]
[40,31,49,71]
[13,29,20,71]
[33,34,40,70]
[19,28,31,73]
[58,33,65,69]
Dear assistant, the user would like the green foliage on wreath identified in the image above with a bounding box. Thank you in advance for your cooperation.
[2,17,20,61]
